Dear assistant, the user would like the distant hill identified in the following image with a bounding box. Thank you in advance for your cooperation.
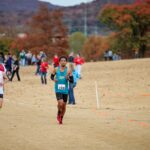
[0,0,56,12]
[0,0,135,35]
[62,0,135,34]
[0,0,58,28]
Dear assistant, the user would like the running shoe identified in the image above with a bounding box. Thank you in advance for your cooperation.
[57,114,62,124]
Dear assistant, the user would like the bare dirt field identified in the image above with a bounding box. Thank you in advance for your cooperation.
[0,58,150,150]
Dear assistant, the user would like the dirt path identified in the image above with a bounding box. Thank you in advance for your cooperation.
[0,58,150,150]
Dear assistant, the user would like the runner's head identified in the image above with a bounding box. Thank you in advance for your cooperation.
[59,56,67,67]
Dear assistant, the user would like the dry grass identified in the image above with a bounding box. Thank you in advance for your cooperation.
[0,58,150,150]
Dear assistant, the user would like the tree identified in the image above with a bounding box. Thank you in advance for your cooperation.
[82,36,109,61]
[0,37,13,54]
[107,31,135,58]
[68,32,87,54]
[11,5,69,57]
[99,0,150,57]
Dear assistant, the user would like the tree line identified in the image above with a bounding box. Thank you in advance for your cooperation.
[0,0,149,61]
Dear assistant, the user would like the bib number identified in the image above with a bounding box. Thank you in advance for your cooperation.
[58,84,66,90]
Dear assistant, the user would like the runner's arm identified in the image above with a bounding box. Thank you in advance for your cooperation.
[51,73,55,81]
[50,68,57,81]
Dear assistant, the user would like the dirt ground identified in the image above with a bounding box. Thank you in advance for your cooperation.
[0,58,150,150]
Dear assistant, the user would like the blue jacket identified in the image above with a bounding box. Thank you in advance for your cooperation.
[72,70,79,84]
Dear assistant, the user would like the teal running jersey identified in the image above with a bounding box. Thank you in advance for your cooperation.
[55,67,68,94]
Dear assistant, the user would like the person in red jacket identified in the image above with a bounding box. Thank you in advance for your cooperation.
[74,54,84,79]
[53,54,59,68]
[40,58,49,84]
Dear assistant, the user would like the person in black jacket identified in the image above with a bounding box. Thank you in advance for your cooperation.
[0,52,5,64]
[68,52,74,63]
[10,56,20,81]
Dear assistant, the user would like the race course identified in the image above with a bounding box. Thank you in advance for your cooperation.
[0,58,150,150]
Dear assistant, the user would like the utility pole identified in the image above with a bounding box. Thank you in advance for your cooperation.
[84,1,88,37]
[94,25,98,35]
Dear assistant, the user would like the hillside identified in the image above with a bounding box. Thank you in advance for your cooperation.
[0,0,135,35]
[62,0,135,34]
[0,0,57,27]
[0,0,56,12]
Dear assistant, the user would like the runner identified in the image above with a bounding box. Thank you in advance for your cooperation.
[50,56,74,124]
[0,63,7,109]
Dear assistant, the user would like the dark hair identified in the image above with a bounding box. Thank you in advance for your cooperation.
[59,56,67,62]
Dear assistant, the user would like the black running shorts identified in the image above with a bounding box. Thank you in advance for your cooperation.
[56,93,68,103]
[0,94,3,98]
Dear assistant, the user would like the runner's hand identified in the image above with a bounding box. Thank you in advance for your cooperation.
[54,79,58,82]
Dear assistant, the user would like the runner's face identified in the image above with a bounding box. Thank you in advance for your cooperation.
[60,58,67,67]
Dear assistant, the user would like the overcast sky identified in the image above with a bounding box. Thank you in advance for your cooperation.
[39,0,93,6]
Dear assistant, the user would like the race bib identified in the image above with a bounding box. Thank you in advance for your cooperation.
[58,84,66,90]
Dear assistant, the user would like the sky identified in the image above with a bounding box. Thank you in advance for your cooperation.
[39,0,93,6]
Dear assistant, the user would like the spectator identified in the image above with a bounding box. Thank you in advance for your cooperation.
[104,50,108,61]
[53,54,59,68]
[19,50,26,66]
[108,50,113,60]
[10,56,21,82]
[74,54,84,79]
[68,52,74,63]
[40,58,49,84]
